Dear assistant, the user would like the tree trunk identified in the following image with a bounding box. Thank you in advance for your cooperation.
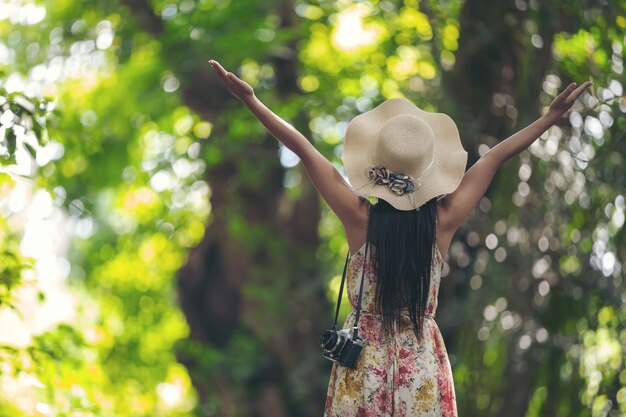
[122,0,332,415]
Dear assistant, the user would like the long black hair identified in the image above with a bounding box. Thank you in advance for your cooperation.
[365,196,438,341]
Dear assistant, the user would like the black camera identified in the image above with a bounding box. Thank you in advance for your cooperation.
[319,328,365,368]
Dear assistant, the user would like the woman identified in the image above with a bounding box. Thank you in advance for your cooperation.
[209,59,591,416]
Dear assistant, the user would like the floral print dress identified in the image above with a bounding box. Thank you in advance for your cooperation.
[324,241,457,417]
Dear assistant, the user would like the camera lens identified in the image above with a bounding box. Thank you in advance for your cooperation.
[320,330,339,350]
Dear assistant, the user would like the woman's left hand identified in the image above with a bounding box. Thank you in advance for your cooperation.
[545,80,593,123]
[209,59,255,103]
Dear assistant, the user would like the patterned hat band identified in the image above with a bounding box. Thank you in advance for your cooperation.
[355,157,435,212]
[365,156,434,196]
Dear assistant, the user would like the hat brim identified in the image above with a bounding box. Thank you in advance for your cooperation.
[341,98,468,211]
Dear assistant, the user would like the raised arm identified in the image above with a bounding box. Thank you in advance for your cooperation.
[209,60,366,229]
[438,81,593,240]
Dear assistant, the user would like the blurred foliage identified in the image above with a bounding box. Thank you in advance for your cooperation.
[0,216,35,310]
[0,86,52,313]
[0,88,56,165]
[0,0,624,416]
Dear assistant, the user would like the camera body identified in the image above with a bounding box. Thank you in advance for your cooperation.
[319,328,365,368]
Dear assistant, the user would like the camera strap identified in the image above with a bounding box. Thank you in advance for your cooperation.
[331,239,370,342]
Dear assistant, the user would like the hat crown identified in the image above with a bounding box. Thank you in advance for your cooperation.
[373,114,435,177]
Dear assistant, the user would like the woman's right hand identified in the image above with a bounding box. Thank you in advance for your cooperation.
[544,80,593,123]
[209,59,255,103]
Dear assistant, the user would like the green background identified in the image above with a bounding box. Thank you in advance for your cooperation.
[0,0,625,416]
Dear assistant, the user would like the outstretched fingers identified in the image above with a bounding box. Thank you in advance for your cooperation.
[563,82,577,94]
[208,59,255,102]
[210,60,244,88]
[209,59,231,81]
[554,82,577,104]
[553,80,592,110]
[567,80,593,104]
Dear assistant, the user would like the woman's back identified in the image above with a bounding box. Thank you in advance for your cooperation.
[324,240,458,417]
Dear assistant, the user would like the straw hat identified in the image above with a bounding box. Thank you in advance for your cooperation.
[341,98,468,211]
